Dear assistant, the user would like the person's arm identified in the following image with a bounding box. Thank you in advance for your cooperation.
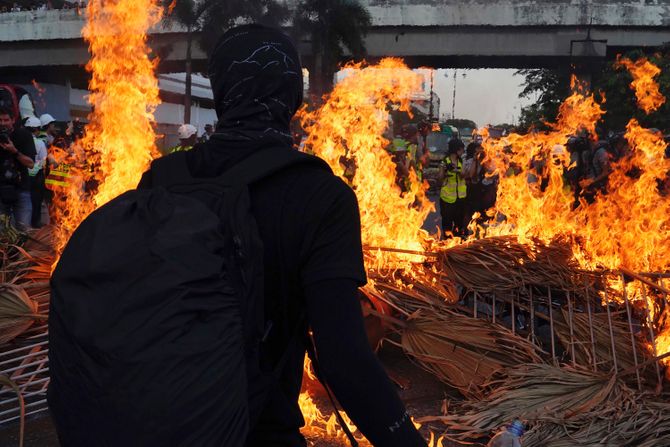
[438,160,446,184]
[592,151,611,184]
[301,182,426,447]
[306,280,427,447]
[0,137,34,168]
[462,158,476,180]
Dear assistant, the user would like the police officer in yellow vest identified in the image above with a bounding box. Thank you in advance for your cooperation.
[168,124,198,154]
[389,135,411,192]
[439,138,467,237]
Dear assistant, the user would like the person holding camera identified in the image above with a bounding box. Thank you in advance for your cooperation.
[0,107,36,230]
[438,138,467,237]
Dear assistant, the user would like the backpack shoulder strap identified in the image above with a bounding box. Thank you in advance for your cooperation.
[149,151,192,187]
[218,148,331,186]
[149,148,331,188]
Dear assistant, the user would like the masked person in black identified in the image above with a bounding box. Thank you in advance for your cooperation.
[139,25,427,447]
[0,107,36,230]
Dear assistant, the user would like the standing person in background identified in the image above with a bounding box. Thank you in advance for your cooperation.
[403,124,429,183]
[168,124,198,154]
[0,107,35,230]
[25,117,52,228]
[439,138,467,237]
[417,121,430,158]
[463,136,484,229]
[580,140,611,203]
[39,113,58,148]
[199,123,215,143]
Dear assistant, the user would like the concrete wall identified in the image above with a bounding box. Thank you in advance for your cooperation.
[362,0,670,27]
[0,1,668,71]
[0,1,668,44]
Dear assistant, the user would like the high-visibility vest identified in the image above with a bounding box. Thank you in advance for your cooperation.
[45,163,72,188]
[440,158,467,203]
[390,138,408,153]
[168,145,193,154]
[407,143,423,181]
[408,143,418,161]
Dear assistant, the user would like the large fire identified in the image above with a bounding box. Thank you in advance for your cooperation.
[480,78,604,248]
[480,59,670,365]
[299,58,434,270]
[482,63,670,276]
[52,0,161,254]
[616,56,666,113]
[49,0,670,437]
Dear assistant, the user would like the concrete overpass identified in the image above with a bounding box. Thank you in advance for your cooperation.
[0,0,669,84]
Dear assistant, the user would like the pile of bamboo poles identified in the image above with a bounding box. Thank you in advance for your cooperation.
[439,236,596,295]
[363,238,669,445]
[420,363,670,446]
[0,226,53,344]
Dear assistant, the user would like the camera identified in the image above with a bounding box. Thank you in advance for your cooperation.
[0,129,10,144]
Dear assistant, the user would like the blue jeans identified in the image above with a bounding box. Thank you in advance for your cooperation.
[0,190,32,230]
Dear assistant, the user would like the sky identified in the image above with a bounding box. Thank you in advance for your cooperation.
[432,69,536,128]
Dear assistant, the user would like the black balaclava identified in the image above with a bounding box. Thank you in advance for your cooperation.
[186,24,303,177]
[208,24,303,147]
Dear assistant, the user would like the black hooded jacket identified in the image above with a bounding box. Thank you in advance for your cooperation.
[142,24,426,447]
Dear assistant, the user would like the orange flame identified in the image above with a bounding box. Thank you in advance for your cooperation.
[482,60,670,363]
[616,56,666,114]
[299,58,434,270]
[482,77,605,247]
[482,70,670,274]
[53,0,161,254]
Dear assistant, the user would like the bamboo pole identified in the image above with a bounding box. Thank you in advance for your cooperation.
[604,285,619,375]
[473,291,478,318]
[618,267,670,295]
[512,294,516,335]
[584,282,597,372]
[529,287,536,343]
[640,284,663,392]
[621,274,641,391]
[567,291,576,367]
[548,286,557,365]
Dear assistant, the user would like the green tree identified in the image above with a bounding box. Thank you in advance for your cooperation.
[595,49,670,133]
[444,119,478,130]
[517,50,670,134]
[516,68,571,132]
[293,0,372,98]
[163,0,288,124]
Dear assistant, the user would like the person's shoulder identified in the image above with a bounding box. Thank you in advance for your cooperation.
[12,127,32,140]
[289,159,349,193]
[282,159,356,209]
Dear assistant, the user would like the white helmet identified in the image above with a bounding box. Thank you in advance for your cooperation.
[177,124,197,140]
[40,113,56,127]
[25,116,42,129]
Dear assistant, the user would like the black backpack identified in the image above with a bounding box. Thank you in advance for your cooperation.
[48,147,329,447]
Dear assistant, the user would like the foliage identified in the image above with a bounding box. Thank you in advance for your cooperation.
[517,49,670,134]
[516,68,571,132]
[164,0,288,54]
[293,0,372,95]
[444,118,478,130]
[595,49,670,133]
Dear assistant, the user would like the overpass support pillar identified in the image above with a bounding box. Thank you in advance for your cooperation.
[570,38,607,93]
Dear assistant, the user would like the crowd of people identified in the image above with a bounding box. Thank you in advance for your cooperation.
[0,107,90,231]
[385,122,670,240]
[167,123,215,154]
[0,107,219,233]
[0,0,85,13]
